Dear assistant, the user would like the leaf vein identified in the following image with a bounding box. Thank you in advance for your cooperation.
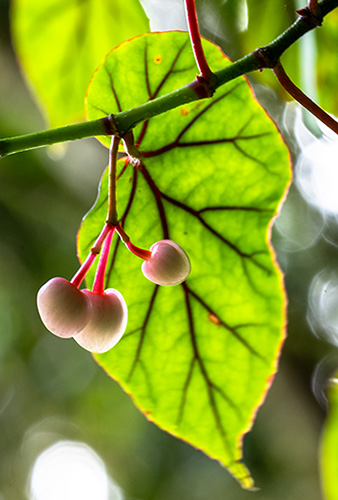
[182,283,234,453]
[127,286,160,382]
[186,284,267,362]
[104,66,122,113]
[140,163,169,239]
[136,39,190,148]
[160,191,269,273]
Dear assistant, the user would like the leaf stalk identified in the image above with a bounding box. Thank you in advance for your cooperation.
[272,62,338,134]
[184,0,216,86]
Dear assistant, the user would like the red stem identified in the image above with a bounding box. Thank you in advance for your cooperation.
[184,0,213,82]
[70,223,112,288]
[92,227,115,294]
[273,62,338,135]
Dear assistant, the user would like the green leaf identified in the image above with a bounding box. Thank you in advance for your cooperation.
[320,375,338,500]
[11,0,149,127]
[80,31,291,488]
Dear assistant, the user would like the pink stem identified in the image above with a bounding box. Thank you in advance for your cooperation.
[92,227,115,295]
[184,0,213,82]
[70,223,113,288]
[115,223,151,260]
[115,223,129,242]
[126,241,152,260]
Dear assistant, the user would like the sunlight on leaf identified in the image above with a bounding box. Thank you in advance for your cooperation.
[320,375,338,500]
[80,31,291,488]
[11,0,149,127]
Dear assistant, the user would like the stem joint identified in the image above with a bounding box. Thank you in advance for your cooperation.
[296,6,323,27]
[103,114,122,137]
[253,46,279,70]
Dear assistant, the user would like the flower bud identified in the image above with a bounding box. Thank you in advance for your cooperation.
[73,289,127,353]
[37,277,92,338]
[142,240,191,286]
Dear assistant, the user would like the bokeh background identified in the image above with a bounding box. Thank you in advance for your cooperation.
[1,0,338,499]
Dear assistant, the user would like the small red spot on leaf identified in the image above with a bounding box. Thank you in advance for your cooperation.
[208,313,221,325]
[181,108,189,116]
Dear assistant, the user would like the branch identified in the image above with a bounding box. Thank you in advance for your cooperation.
[0,116,117,157]
[0,0,337,158]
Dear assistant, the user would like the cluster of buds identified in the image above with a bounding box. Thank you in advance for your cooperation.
[37,224,190,353]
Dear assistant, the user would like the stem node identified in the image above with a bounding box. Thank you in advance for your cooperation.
[123,131,143,166]
[253,46,278,69]
[105,114,121,137]
[296,5,322,27]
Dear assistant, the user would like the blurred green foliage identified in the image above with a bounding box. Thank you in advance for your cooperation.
[11,0,149,127]
[0,0,338,499]
[320,375,338,500]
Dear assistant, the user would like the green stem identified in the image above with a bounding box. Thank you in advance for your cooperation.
[0,0,337,158]
[113,80,209,135]
[0,116,117,157]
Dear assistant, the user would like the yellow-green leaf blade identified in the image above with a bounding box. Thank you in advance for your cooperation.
[80,31,291,488]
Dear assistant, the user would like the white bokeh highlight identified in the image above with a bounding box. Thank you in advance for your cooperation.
[273,184,324,253]
[139,0,187,31]
[292,106,338,214]
[308,270,338,346]
[29,441,123,500]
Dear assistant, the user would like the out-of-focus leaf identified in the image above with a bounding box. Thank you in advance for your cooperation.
[320,375,338,500]
[11,0,149,127]
[79,31,291,488]
[317,10,338,116]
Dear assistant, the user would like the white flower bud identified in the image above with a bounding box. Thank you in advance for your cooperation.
[37,277,92,338]
[142,239,191,286]
[73,289,128,353]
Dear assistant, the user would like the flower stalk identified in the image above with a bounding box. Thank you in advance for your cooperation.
[92,227,115,294]
[70,223,113,288]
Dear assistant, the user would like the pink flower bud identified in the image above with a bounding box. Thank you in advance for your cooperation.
[37,277,92,338]
[142,240,191,286]
[73,289,127,353]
